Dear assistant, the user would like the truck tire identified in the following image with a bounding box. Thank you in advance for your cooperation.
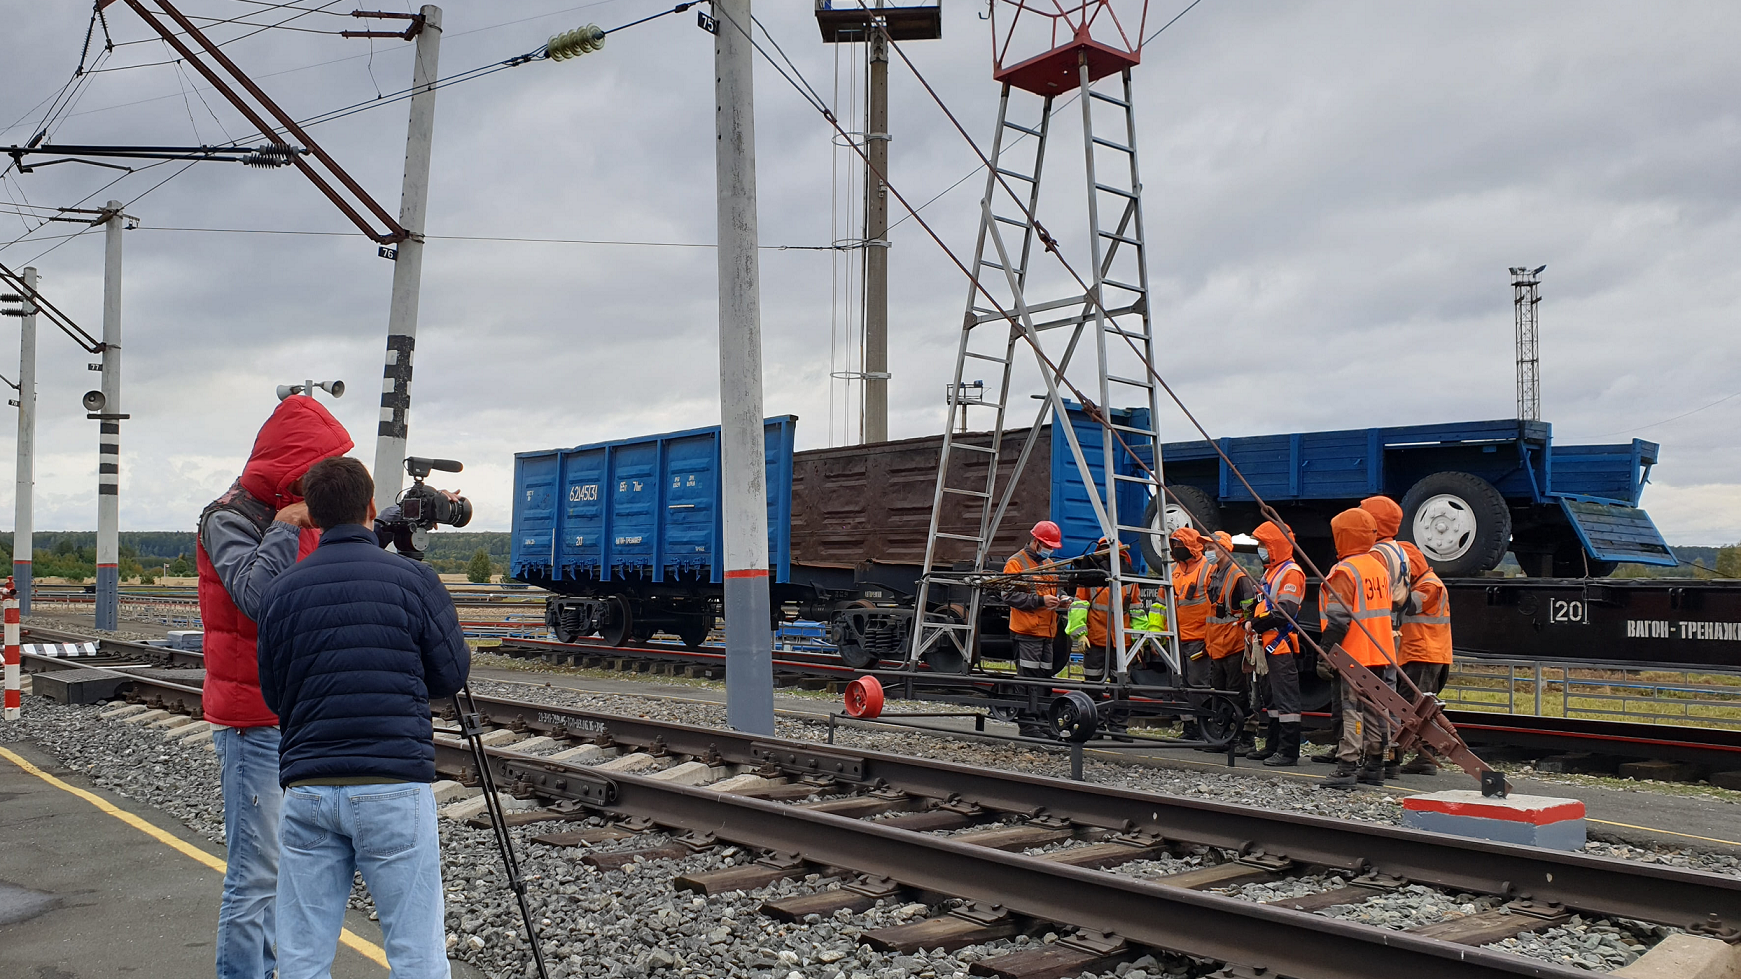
[1400,472,1512,577]
[1139,485,1221,571]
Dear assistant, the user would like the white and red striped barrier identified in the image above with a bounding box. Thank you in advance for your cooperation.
[4,596,19,721]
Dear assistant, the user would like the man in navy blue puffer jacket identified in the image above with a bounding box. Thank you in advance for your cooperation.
[256,456,469,979]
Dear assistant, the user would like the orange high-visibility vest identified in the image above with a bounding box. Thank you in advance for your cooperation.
[1401,569,1453,665]
[1320,553,1396,668]
[1005,547,1060,639]
[1205,562,1248,659]
[1255,560,1306,655]
[1171,558,1211,642]
[1075,582,1141,649]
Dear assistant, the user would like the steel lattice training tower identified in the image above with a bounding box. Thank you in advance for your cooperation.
[908,0,1181,680]
[1510,264,1545,422]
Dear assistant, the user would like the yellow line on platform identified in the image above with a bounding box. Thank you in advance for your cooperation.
[0,745,389,969]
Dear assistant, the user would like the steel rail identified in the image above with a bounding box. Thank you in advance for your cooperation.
[461,693,1741,930]
[442,733,1607,979]
[495,636,1741,770]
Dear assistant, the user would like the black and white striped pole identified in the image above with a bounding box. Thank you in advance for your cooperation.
[370,5,442,513]
[92,201,129,632]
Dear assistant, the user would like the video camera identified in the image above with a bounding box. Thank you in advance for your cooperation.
[377,456,472,560]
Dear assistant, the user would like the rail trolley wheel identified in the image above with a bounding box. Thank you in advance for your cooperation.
[1195,695,1243,748]
[676,613,711,650]
[843,676,884,719]
[597,596,634,647]
[1048,690,1100,743]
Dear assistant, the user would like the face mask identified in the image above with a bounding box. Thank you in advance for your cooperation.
[1204,550,1220,564]
[1169,547,1192,563]
[1257,546,1270,564]
[1036,546,1054,559]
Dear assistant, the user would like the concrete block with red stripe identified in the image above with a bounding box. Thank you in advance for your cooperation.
[1401,790,1586,851]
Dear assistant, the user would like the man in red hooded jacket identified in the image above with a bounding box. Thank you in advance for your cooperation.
[196,395,352,979]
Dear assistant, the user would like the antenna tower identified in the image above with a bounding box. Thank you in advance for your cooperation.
[1510,265,1544,421]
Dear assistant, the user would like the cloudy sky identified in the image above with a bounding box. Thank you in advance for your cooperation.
[1,1,1737,545]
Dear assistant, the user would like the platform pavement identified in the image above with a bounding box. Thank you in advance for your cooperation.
[0,740,489,979]
[472,665,1741,857]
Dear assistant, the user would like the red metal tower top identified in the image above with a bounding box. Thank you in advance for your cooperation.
[991,1,1147,96]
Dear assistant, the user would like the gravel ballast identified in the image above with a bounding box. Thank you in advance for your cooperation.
[4,681,1736,978]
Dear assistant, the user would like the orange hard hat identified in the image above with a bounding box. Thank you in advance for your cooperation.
[1031,520,1062,549]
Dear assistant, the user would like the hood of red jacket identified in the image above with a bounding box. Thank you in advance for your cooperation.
[239,395,354,509]
[1360,495,1403,540]
[1251,520,1294,566]
[1332,508,1378,559]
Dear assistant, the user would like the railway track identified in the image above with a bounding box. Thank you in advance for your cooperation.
[424,692,1741,979]
[490,635,1741,775]
[14,625,1741,977]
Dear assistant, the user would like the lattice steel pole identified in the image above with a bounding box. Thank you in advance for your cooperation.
[1510,265,1544,421]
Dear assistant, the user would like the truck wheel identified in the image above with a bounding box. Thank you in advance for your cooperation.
[1400,472,1512,577]
[1139,485,1221,571]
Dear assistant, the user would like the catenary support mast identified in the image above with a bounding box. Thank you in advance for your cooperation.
[95,204,125,631]
[372,5,442,512]
[13,268,35,615]
[862,2,890,443]
[715,0,775,734]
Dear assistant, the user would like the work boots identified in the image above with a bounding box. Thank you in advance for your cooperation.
[1358,757,1387,787]
[1246,719,1280,759]
[1310,747,1338,764]
[1262,722,1301,767]
[1321,761,1360,789]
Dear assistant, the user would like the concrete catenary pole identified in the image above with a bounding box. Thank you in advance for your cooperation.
[371,4,442,513]
[715,0,775,734]
[95,202,124,632]
[862,0,890,444]
[13,268,35,615]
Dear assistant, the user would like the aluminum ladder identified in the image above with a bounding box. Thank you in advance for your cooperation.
[907,66,1181,680]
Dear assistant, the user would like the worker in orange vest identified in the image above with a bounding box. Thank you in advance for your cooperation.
[1319,508,1398,790]
[1360,496,1412,633]
[1360,495,1414,778]
[1168,526,1213,741]
[1204,530,1256,754]
[1246,520,1307,766]
[1069,537,1142,680]
[1168,527,1212,684]
[1398,539,1453,775]
[1001,520,1065,682]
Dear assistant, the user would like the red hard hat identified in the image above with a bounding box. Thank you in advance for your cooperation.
[1031,520,1062,549]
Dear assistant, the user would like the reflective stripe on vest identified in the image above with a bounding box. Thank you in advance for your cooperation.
[1257,560,1303,654]
[1206,565,1245,625]
[1373,540,1409,608]
[1321,553,1395,667]
[1007,547,1060,639]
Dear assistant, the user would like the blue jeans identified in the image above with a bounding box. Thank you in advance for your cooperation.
[212,725,282,979]
[277,782,449,979]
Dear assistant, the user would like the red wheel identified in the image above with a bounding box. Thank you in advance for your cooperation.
[844,676,884,719]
